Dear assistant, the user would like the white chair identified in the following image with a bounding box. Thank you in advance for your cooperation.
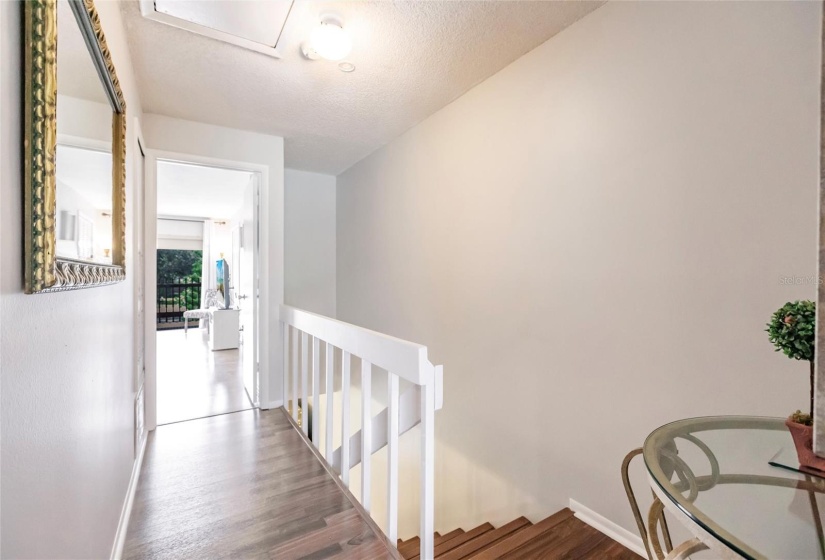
[183,289,223,334]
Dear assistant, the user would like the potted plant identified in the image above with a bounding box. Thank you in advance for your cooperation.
[767,300,825,470]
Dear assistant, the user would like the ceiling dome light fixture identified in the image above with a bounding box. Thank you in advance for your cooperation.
[338,61,356,73]
[302,13,352,61]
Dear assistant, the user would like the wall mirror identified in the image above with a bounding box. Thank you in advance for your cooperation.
[24,0,126,293]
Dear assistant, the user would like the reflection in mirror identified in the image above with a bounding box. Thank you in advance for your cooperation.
[55,145,113,263]
[55,0,115,264]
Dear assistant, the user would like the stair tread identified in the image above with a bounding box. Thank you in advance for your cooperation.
[499,516,592,559]
[435,529,465,547]
[468,508,575,560]
[397,536,420,559]
[599,539,644,559]
[399,528,465,559]
[398,508,638,559]
[438,517,532,560]
[409,523,493,560]
[551,524,611,560]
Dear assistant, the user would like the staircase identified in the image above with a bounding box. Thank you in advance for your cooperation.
[396,509,640,560]
[281,308,639,560]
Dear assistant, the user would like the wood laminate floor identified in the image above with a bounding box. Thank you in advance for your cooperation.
[156,328,253,425]
[124,408,395,560]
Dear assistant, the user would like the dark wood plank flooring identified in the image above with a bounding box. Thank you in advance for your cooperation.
[123,408,395,560]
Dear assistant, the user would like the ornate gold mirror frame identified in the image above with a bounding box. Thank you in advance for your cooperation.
[23,0,126,293]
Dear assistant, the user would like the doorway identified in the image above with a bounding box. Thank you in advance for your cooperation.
[151,159,261,425]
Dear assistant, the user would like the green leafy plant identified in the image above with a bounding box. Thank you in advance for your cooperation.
[790,410,812,426]
[157,249,202,285]
[767,300,816,425]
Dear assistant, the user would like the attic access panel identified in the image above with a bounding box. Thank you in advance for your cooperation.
[140,0,295,58]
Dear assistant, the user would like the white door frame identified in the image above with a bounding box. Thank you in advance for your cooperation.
[133,117,147,446]
[143,148,271,431]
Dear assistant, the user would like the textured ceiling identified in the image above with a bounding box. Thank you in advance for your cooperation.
[122,1,604,174]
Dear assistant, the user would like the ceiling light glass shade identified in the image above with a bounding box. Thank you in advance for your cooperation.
[310,22,352,61]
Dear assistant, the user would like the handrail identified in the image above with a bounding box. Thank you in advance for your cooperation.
[280,305,436,385]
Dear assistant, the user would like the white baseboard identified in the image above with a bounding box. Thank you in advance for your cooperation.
[569,499,646,558]
[260,399,284,410]
[111,435,148,560]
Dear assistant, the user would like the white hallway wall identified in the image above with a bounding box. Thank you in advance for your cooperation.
[285,168,337,317]
[337,1,821,536]
[0,1,146,558]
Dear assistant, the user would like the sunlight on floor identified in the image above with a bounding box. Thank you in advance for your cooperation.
[156,328,253,425]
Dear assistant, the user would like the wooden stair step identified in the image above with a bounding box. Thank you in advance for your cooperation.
[468,508,575,560]
[410,523,493,560]
[435,528,465,547]
[398,536,420,559]
[399,528,464,559]
[498,516,590,559]
[547,523,611,559]
[397,509,639,559]
[438,517,532,560]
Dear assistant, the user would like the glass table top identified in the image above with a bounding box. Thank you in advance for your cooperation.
[643,416,825,560]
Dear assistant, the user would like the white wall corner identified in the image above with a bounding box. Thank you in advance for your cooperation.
[260,399,284,410]
[110,436,148,560]
[569,499,646,558]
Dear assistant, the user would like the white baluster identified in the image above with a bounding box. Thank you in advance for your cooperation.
[325,342,335,466]
[420,381,435,560]
[361,359,372,512]
[341,351,351,487]
[283,325,289,414]
[291,328,299,421]
[301,332,309,436]
[312,336,320,447]
[387,372,399,543]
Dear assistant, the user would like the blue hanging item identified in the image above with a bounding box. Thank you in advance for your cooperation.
[216,258,231,309]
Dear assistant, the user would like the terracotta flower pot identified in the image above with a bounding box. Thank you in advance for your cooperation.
[785,418,825,472]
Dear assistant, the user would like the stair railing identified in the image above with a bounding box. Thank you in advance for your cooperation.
[280,305,443,560]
